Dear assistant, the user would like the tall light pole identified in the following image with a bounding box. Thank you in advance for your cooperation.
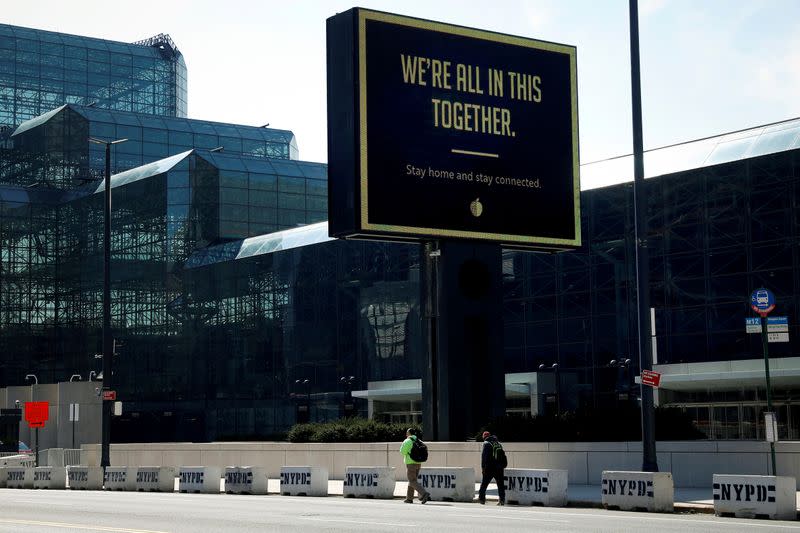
[88,137,127,471]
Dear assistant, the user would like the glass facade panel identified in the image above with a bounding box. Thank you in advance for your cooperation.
[0,23,187,128]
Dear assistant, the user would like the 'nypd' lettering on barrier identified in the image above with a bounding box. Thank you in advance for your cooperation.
[280,472,312,485]
[343,472,379,487]
[179,471,204,484]
[69,471,88,483]
[419,473,456,489]
[602,478,654,498]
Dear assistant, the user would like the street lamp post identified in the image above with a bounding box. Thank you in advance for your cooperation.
[340,376,356,417]
[88,136,127,471]
[295,379,310,423]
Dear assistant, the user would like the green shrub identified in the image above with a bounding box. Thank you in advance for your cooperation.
[287,418,420,443]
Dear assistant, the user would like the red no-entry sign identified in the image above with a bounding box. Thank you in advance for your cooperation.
[24,401,49,428]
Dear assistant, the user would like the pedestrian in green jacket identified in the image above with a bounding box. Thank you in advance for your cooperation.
[400,428,430,503]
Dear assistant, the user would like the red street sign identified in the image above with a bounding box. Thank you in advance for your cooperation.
[102,390,117,401]
[24,401,49,428]
[641,370,661,388]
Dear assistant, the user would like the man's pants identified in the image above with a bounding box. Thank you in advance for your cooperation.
[406,463,428,500]
[479,467,506,502]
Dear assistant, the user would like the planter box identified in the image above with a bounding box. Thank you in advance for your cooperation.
[713,474,796,520]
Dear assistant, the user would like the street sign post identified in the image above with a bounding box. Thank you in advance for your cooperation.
[641,369,661,388]
[751,288,777,476]
[69,403,80,449]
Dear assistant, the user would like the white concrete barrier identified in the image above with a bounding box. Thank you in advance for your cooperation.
[224,466,269,495]
[33,467,66,489]
[504,468,568,507]
[713,474,797,520]
[343,466,396,499]
[6,467,34,489]
[417,467,475,502]
[67,466,104,490]
[0,454,36,468]
[280,466,328,496]
[179,466,221,494]
[104,467,136,491]
[135,466,176,492]
[601,471,674,512]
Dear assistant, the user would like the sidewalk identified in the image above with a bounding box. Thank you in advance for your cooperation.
[327,480,719,511]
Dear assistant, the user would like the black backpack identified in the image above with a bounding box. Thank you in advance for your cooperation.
[490,440,508,468]
[409,437,428,462]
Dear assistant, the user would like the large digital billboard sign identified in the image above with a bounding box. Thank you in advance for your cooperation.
[327,8,580,249]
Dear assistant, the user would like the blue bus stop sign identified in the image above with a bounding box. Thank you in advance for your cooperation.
[751,288,776,317]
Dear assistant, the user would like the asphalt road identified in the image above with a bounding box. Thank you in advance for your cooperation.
[1,489,799,533]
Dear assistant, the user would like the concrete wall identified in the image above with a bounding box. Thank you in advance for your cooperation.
[80,440,800,488]
[1,382,101,451]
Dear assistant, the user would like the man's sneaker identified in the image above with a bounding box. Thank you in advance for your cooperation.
[478,499,485,505]
[420,493,431,504]
[403,499,414,503]
[497,501,505,506]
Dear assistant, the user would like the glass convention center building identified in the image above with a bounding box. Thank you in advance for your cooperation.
[1,22,800,442]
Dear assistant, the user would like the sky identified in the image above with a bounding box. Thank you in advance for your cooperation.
[4,0,800,183]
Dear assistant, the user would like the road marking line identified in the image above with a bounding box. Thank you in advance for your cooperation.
[448,512,568,523]
[299,517,414,527]
[0,519,171,533]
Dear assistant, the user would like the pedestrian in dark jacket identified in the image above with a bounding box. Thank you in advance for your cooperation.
[478,431,506,505]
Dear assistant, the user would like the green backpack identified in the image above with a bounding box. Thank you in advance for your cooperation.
[490,441,508,468]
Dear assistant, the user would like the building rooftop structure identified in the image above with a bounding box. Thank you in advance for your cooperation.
[0,22,187,127]
[582,117,800,190]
